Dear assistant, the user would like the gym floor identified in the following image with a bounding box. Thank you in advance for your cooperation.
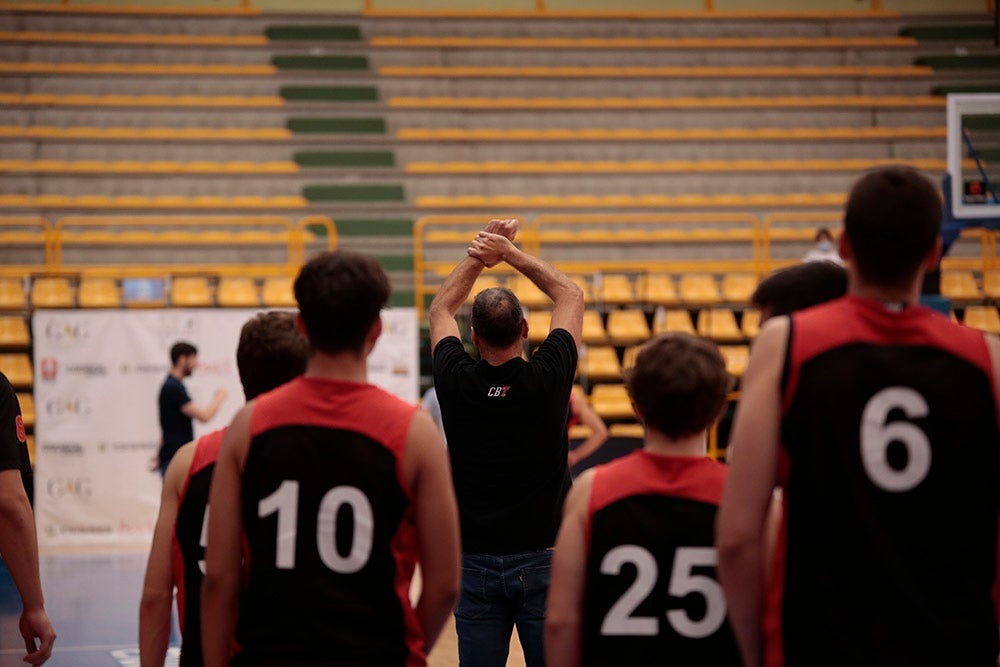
[0,552,526,667]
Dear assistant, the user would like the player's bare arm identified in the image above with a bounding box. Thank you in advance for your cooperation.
[139,441,193,667]
[0,469,56,666]
[403,410,462,650]
[716,317,787,667]
[545,469,593,667]
[202,404,252,667]
[568,395,609,467]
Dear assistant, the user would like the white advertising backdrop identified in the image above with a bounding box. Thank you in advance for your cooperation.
[32,308,418,549]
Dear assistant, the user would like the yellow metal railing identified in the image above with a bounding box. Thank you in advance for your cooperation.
[761,211,992,273]
[0,217,52,270]
[533,213,761,277]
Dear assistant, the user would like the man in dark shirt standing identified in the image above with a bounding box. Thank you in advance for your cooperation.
[430,218,584,667]
[157,342,227,476]
[0,371,56,665]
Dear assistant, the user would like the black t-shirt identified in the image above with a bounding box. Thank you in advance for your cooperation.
[158,374,193,465]
[433,328,577,554]
[0,371,32,501]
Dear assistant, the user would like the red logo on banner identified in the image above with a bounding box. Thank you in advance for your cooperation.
[15,415,25,443]
[40,358,58,381]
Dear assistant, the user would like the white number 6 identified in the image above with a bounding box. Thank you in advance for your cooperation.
[860,387,931,492]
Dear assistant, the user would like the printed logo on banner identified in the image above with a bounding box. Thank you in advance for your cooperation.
[43,319,90,346]
[44,524,113,537]
[46,476,93,499]
[65,363,108,378]
[44,396,92,421]
[41,442,85,456]
[40,357,58,381]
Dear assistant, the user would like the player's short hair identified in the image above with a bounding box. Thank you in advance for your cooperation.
[471,287,525,349]
[236,311,309,400]
[170,341,197,366]
[294,249,391,355]
[625,333,731,440]
[752,262,847,319]
[844,166,941,287]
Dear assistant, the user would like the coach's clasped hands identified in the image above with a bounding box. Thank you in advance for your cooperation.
[469,218,518,268]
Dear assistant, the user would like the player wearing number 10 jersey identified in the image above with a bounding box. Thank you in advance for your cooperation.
[546,333,740,667]
[203,250,461,667]
[719,166,1000,667]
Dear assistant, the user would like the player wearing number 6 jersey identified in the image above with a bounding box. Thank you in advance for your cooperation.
[140,311,309,667]
[718,166,1000,667]
[546,333,740,667]
[203,250,462,667]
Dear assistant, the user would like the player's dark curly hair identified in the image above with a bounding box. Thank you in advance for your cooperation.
[294,250,391,355]
[845,166,942,288]
[236,311,309,400]
[625,333,731,440]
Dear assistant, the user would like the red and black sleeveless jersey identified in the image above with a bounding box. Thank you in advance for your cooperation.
[235,376,423,667]
[768,295,1000,666]
[172,428,225,667]
[581,451,740,666]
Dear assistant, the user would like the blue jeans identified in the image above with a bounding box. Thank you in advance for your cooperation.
[455,550,552,667]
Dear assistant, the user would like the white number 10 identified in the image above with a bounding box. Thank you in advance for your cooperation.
[258,480,374,573]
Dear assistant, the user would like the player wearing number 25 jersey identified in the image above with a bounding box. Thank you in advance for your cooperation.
[546,334,739,667]
[718,166,1000,667]
[203,250,461,667]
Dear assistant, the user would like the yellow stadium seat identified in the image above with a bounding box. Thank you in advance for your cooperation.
[652,308,695,335]
[719,345,750,378]
[622,345,642,371]
[722,273,757,304]
[218,277,260,308]
[963,305,1000,334]
[582,310,607,345]
[606,309,651,346]
[941,271,981,300]
[679,274,722,306]
[0,279,27,310]
[637,274,680,306]
[527,310,551,345]
[697,308,744,343]
[590,384,635,421]
[78,277,121,308]
[510,275,550,309]
[983,270,1000,300]
[596,274,635,306]
[0,317,29,348]
[31,278,74,308]
[17,392,33,429]
[580,345,622,382]
[0,353,32,388]
[741,309,761,339]
[262,276,295,308]
[171,277,213,307]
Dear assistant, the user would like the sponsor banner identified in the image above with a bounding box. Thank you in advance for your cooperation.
[33,308,417,548]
